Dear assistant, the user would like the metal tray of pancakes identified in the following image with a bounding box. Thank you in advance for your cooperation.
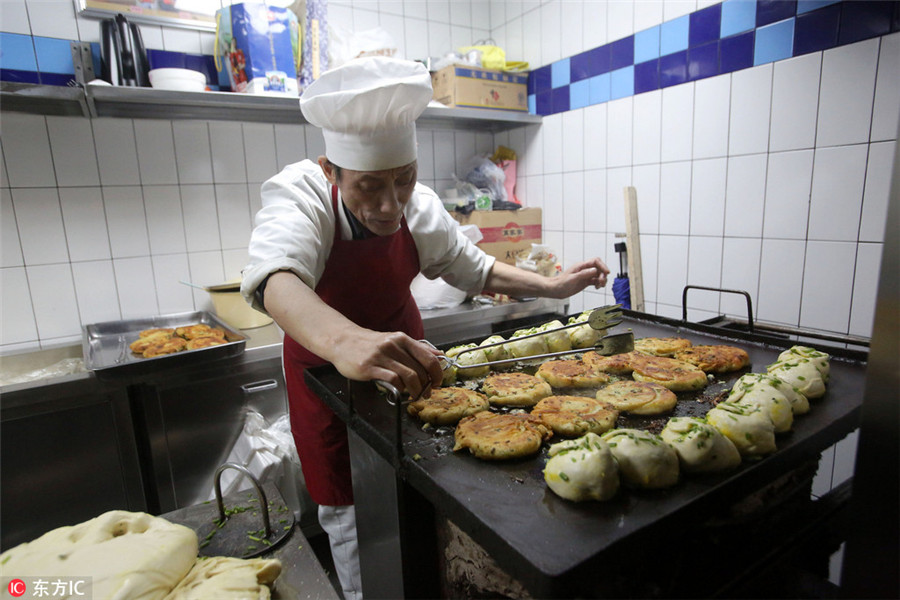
[82,310,247,379]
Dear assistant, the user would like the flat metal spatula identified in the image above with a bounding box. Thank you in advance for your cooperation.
[435,331,635,371]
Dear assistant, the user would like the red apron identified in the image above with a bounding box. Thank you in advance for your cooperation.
[283,186,423,506]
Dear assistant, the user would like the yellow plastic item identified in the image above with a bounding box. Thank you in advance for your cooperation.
[458,43,507,71]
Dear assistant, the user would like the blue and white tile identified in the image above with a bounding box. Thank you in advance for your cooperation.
[659,161,692,235]
[817,39,879,148]
[12,188,68,266]
[71,260,121,325]
[113,256,159,319]
[860,141,896,243]
[162,28,202,54]
[689,157,726,237]
[274,124,307,171]
[215,184,252,251]
[180,184,221,253]
[521,8,542,68]
[562,111,585,173]
[92,119,141,186]
[209,122,247,184]
[871,32,900,142]
[1,189,23,268]
[607,0,634,42]
[692,75,730,160]
[634,0,664,31]
[808,144,867,242]
[223,248,249,282]
[729,64,773,156]
[541,114,563,175]
[583,168,607,233]
[583,104,607,170]
[663,0,697,22]
[27,0,79,40]
[607,98,633,169]
[0,0,30,35]
[304,126,326,161]
[560,0,584,61]
[103,186,150,259]
[763,150,814,240]
[632,164,660,235]
[639,233,660,305]
[173,121,213,185]
[152,253,195,314]
[582,0,608,50]
[0,113,56,188]
[661,84,694,162]
[58,187,111,262]
[770,53,821,152]
[543,173,564,231]
[687,236,723,312]
[242,123,278,183]
[633,90,662,166]
[134,120,178,185]
[143,185,187,256]
[0,266,37,345]
[46,117,100,187]
[724,153,767,238]
[606,166,631,235]
[800,240,856,333]
[562,170,584,233]
[539,1,562,64]
[187,251,226,309]
[720,237,762,316]
[454,130,476,176]
[27,263,81,340]
[757,238,806,327]
[849,242,882,338]
[656,235,690,307]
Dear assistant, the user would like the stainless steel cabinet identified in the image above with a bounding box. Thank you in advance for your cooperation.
[0,377,144,550]
[132,348,288,514]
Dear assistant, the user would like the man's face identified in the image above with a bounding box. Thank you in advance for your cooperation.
[320,158,418,237]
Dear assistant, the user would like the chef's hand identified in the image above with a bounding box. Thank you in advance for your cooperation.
[551,258,610,297]
[330,329,444,400]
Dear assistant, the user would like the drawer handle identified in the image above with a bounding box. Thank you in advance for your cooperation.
[241,379,278,394]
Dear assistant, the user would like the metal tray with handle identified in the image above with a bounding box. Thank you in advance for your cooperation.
[82,310,247,379]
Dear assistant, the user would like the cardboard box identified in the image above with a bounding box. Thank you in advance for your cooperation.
[451,208,542,265]
[431,65,528,112]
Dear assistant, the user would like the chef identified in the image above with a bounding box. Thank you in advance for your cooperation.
[241,56,609,599]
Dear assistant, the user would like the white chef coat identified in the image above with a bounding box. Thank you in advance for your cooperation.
[241,159,495,313]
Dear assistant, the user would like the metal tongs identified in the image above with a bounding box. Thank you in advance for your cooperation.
[434,304,633,371]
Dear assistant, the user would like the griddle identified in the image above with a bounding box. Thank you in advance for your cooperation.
[305,311,868,597]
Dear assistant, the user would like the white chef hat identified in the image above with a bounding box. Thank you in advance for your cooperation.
[299,56,433,172]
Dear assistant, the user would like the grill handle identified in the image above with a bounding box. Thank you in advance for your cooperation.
[682,285,754,333]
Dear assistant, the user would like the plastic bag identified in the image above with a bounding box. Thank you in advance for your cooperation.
[464,155,507,204]
[458,41,506,70]
[328,24,399,69]
[209,410,315,522]
[516,244,561,277]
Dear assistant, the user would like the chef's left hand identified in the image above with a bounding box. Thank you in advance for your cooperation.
[553,258,610,296]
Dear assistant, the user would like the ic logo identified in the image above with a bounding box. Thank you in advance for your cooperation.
[8,579,26,597]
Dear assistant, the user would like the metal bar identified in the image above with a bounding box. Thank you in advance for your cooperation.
[683,285,755,332]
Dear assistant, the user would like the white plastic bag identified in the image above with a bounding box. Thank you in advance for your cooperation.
[328,24,399,69]
[209,410,314,522]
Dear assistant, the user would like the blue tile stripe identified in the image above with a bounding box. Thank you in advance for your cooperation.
[530,0,900,116]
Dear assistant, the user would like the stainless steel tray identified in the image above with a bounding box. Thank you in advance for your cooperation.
[82,311,247,379]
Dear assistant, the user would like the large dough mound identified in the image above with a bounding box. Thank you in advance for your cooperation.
[544,433,620,501]
[164,556,282,600]
[0,510,198,600]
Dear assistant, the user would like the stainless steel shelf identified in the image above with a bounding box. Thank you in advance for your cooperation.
[0,82,89,117]
[1,83,541,131]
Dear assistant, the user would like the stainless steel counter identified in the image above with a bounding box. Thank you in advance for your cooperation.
[0,297,568,390]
